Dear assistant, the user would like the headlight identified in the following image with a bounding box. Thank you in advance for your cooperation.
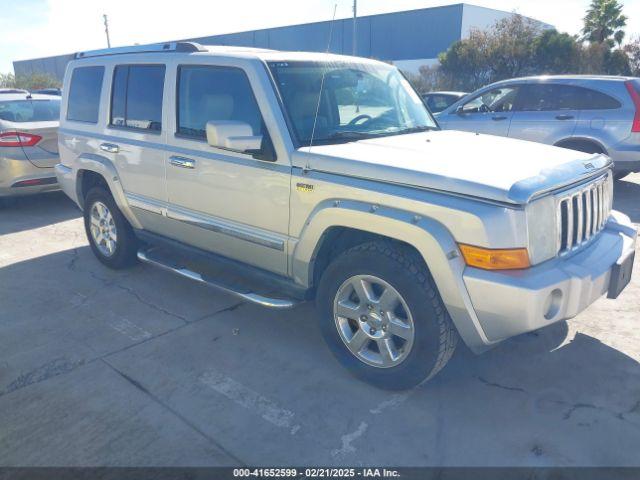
[525,195,557,264]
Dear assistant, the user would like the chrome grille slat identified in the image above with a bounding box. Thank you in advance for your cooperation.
[584,188,592,240]
[594,185,601,230]
[575,194,583,245]
[566,197,574,250]
[556,174,611,256]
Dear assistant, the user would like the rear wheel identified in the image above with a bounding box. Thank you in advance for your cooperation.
[316,241,458,390]
[84,186,138,269]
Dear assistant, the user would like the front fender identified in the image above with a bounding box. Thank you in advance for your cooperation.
[292,199,494,353]
[75,153,143,229]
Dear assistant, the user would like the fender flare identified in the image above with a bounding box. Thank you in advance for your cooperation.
[554,136,608,155]
[292,199,494,352]
[74,153,143,229]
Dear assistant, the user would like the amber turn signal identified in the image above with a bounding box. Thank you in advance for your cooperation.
[458,244,531,270]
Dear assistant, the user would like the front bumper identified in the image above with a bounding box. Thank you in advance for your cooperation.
[0,156,58,197]
[463,210,637,345]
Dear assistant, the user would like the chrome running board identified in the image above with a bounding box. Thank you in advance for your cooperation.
[137,249,300,310]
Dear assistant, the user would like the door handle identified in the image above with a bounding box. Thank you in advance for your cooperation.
[491,116,508,121]
[556,114,574,120]
[99,143,119,153]
[169,156,196,169]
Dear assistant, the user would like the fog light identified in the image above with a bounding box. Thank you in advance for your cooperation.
[544,289,563,320]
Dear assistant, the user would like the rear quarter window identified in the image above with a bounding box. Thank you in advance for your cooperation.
[66,66,105,123]
[580,87,622,110]
[110,64,165,132]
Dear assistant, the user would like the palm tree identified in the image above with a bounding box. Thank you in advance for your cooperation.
[582,0,627,47]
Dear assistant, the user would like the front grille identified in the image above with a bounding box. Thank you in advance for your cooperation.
[556,175,612,255]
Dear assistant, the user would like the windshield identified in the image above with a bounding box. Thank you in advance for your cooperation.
[0,99,60,123]
[268,61,437,146]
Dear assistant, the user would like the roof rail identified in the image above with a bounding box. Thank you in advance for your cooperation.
[75,42,206,59]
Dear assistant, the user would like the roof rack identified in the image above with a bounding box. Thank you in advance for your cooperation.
[75,42,206,59]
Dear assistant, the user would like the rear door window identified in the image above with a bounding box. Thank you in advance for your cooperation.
[0,99,60,122]
[110,65,165,132]
[67,66,104,123]
[515,84,569,111]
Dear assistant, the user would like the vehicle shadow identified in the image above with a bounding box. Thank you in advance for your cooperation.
[1,246,639,466]
[614,175,640,224]
[437,319,640,437]
[0,192,81,236]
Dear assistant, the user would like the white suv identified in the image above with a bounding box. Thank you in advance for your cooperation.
[56,43,637,389]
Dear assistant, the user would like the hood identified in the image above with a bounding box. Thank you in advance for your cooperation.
[292,130,611,204]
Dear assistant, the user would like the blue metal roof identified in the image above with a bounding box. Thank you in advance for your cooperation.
[15,3,540,80]
[184,4,465,61]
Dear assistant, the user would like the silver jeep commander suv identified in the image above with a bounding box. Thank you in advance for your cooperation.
[56,43,637,390]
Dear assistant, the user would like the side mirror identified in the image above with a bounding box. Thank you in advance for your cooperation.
[455,105,464,115]
[206,120,262,152]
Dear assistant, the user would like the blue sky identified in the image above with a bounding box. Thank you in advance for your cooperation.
[1,0,639,74]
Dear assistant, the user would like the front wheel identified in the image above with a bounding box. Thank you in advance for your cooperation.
[84,186,138,269]
[316,241,458,390]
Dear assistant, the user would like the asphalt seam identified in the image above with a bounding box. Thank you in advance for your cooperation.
[475,374,640,428]
[100,357,245,466]
[0,286,244,399]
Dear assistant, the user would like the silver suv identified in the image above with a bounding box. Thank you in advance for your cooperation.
[437,76,640,179]
[55,43,637,389]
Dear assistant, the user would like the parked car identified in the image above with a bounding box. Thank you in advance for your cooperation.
[437,75,640,179]
[0,93,60,199]
[56,43,637,389]
[422,91,467,113]
[31,88,62,96]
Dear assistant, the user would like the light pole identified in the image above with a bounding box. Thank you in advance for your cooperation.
[352,0,357,56]
[103,14,111,48]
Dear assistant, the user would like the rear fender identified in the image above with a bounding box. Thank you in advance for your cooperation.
[75,153,143,229]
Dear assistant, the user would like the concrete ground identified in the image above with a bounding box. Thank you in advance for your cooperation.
[0,175,639,467]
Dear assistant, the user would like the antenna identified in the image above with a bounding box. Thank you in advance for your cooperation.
[307,3,338,155]
[352,0,357,56]
[103,14,111,48]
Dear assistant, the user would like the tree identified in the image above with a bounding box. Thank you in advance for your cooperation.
[0,72,61,90]
[437,27,493,91]
[582,0,627,47]
[605,49,632,75]
[487,15,542,80]
[533,29,580,74]
[437,15,607,90]
[624,37,640,76]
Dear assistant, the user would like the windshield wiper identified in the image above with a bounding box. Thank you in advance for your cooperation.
[392,125,438,135]
[313,131,380,144]
[328,131,380,140]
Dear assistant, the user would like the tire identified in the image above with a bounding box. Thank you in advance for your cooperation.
[316,241,458,390]
[83,186,138,269]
